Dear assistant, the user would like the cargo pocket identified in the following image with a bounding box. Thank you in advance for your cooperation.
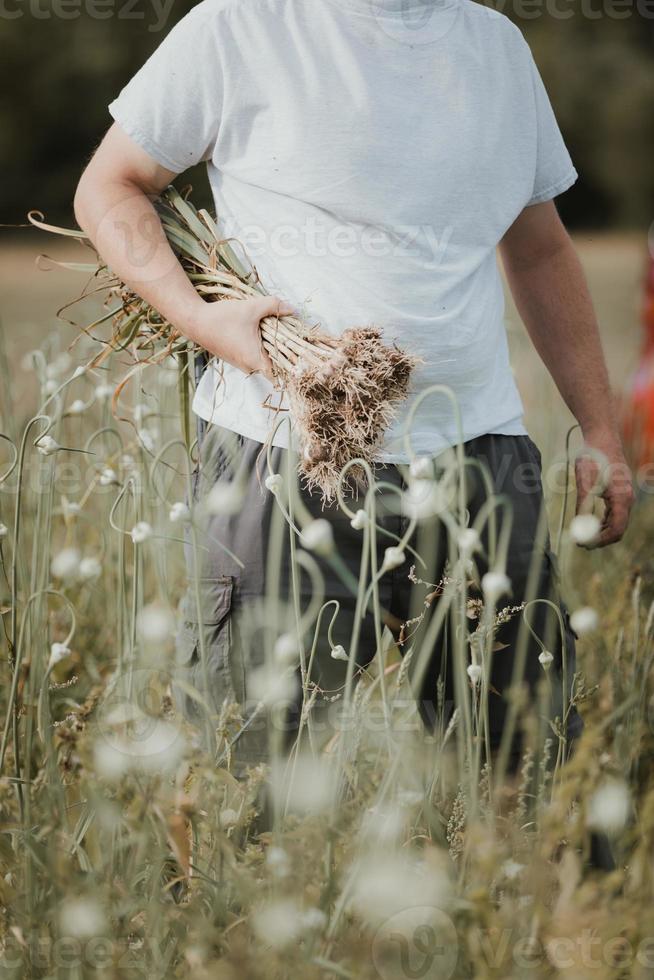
[174,576,242,719]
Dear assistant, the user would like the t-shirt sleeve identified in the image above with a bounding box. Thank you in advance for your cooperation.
[526,52,578,207]
[108,6,222,174]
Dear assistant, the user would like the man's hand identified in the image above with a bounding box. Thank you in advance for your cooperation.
[73,125,294,382]
[190,295,295,382]
[575,429,635,548]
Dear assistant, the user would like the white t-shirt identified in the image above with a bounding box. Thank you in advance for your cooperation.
[109,0,577,462]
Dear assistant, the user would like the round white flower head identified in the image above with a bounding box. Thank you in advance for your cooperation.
[586,779,631,836]
[274,632,301,667]
[169,501,191,524]
[0,523,8,538]
[133,403,151,423]
[300,519,334,556]
[72,365,86,380]
[62,500,81,517]
[539,649,554,670]
[44,379,58,396]
[99,467,118,487]
[570,513,601,546]
[482,571,511,603]
[130,522,153,544]
[330,645,348,662]
[36,435,60,456]
[467,663,482,685]
[137,603,175,644]
[137,428,156,454]
[253,899,303,950]
[350,509,368,531]
[219,808,239,829]
[382,546,406,572]
[67,399,86,416]
[265,473,283,494]
[49,642,72,668]
[206,480,242,516]
[458,528,480,557]
[51,547,81,580]
[59,897,106,940]
[301,907,327,932]
[409,456,433,480]
[570,606,599,636]
[79,556,102,581]
[95,382,114,401]
[266,846,291,878]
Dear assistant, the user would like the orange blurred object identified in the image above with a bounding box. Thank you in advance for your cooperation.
[621,252,654,472]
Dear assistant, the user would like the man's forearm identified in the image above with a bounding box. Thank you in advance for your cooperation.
[74,177,209,343]
[502,237,620,446]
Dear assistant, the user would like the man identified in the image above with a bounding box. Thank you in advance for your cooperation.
[74,0,633,770]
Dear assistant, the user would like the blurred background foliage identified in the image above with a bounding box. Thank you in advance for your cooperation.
[1,0,653,231]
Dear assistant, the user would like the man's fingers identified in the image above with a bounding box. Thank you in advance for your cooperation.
[255,295,296,320]
[575,456,600,515]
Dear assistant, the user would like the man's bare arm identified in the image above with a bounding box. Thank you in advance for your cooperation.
[499,201,634,547]
[73,124,292,379]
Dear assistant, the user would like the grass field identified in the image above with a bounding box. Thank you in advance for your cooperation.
[1,230,653,980]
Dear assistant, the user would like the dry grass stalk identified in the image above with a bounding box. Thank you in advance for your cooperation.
[29,186,419,499]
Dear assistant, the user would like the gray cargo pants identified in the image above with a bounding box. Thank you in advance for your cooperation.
[174,422,583,770]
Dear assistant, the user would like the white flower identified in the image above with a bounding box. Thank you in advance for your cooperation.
[264,474,283,494]
[270,755,337,815]
[249,665,297,707]
[49,642,71,668]
[130,522,153,544]
[206,480,242,516]
[59,898,106,940]
[133,403,151,423]
[350,854,452,929]
[467,663,482,685]
[93,739,131,782]
[95,382,114,401]
[137,604,175,644]
[274,632,300,667]
[458,528,480,556]
[570,606,599,636]
[79,556,102,581]
[501,860,525,880]
[49,352,72,377]
[300,519,334,556]
[36,435,60,456]
[169,501,190,524]
[539,649,554,670]
[120,453,136,472]
[382,547,406,572]
[0,523,7,538]
[409,456,433,480]
[482,571,511,602]
[137,428,156,453]
[72,365,86,380]
[62,500,81,517]
[219,808,239,829]
[402,480,453,521]
[266,846,291,878]
[67,399,86,416]
[330,645,348,662]
[350,509,368,530]
[586,779,631,836]
[398,790,424,808]
[99,467,119,486]
[253,899,303,949]
[300,907,327,932]
[570,513,601,546]
[51,548,81,580]
[44,379,58,396]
